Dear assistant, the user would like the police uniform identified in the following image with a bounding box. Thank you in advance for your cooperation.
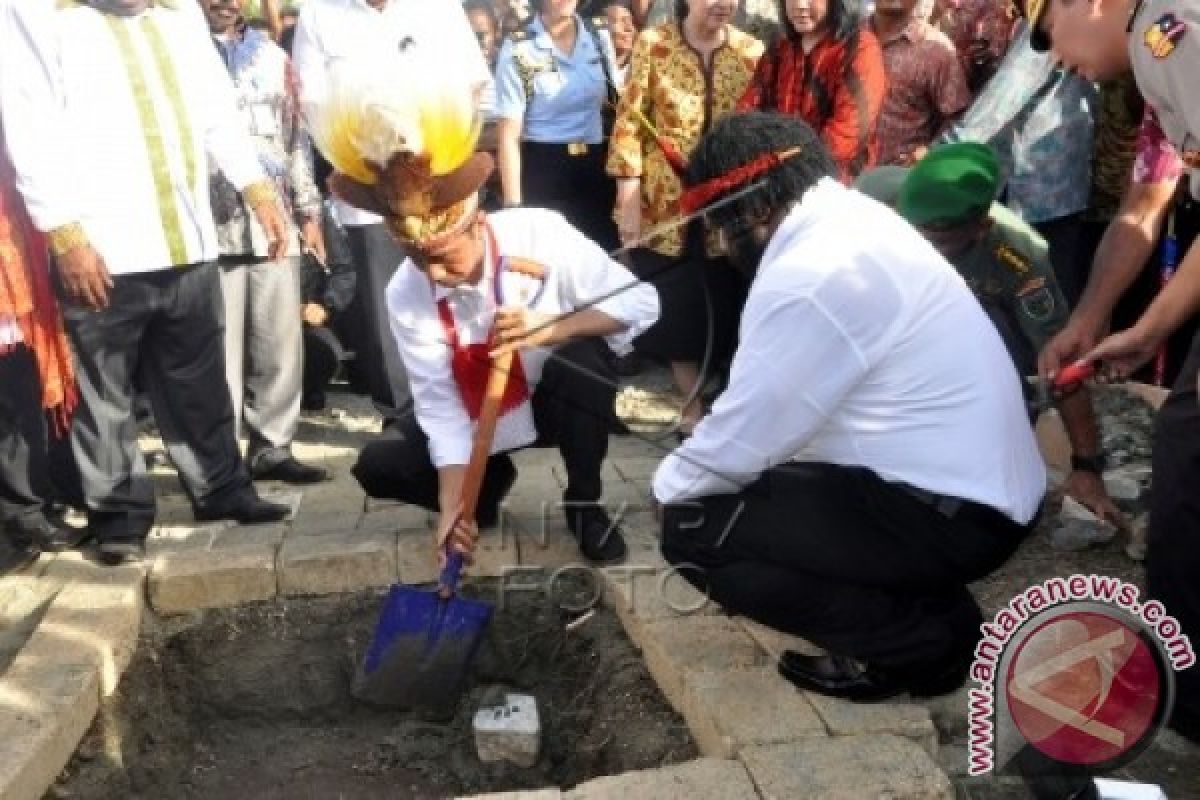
[1125,0,1200,741]
[494,13,620,250]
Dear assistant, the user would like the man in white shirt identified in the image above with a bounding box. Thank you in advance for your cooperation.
[292,0,491,421]
[0,0,293,565]
[338,148,659,564]
[656,112,1046,701]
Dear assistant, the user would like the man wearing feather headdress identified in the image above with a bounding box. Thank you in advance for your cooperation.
[309,68,658,564]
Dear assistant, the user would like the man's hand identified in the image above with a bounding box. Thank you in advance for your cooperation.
[1063,470,1128,532]
[252,201,289,261]
[1084,324,1161,383]
[300,217,327,266]
[491,306,562,356]
[56,244,113,310]
[434,505,479,570]
[1038,315,1106,381]
[302,302,329,327]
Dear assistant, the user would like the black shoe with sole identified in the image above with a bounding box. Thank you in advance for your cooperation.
[1,540,42,576]
[778,652,908,704]
[94,538,146,567]
[12,513,89,552]
[565,505,627,565]
[195,492,291,525]
[251,456,331,485]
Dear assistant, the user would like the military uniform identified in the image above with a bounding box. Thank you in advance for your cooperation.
[1125,0,1200,742]
[494,14,619,250]
[954,204,1070,383]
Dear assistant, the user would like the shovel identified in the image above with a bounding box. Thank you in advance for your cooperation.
[353,350,517,711]
[1027,360,1097,413]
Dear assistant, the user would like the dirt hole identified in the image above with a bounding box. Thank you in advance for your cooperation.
[52,582,697,799]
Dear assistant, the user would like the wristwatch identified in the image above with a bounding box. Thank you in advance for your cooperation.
[1071,453,1108,475]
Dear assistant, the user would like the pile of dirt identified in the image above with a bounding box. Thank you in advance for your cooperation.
[52,583,696,800]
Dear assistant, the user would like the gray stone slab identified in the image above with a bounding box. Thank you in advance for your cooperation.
[804,693,939,756]
[566,757,759,800]
[278,529,398,596]
[740,736,954,800]
[638,616,769,710]
[681,668,827,758]
[149,543,277,614]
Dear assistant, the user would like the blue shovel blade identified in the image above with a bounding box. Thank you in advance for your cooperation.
[354,583,494,709]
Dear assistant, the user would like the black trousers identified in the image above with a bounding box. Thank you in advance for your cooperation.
[61,262,252,542]
[352,339,616,518]
[1035,212,1086,310]
[661,462,1031,674]
[302,324,344,401]
[1147,328,1200,738]
[520,141,618,252]
[343,224,412,419]
[0,345,54,538]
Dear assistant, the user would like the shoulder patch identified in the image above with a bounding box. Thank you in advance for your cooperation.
[1144,12,1188,59]
[591,16,608,29]
[995,243,1032,275]
[508,29,531,43]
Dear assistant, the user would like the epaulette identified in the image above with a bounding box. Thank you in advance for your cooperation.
[995,243,1032,275]
[508,29,531,43]
[590,16,608,29]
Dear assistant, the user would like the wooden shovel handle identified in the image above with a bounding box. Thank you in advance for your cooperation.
[459,349,516,524]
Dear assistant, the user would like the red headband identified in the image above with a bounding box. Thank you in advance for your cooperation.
[679,147,802,217]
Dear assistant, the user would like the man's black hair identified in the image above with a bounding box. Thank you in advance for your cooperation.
[685,111,836,230]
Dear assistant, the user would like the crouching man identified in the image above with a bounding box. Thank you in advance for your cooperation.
[347,150,659,566]
[654,112,1046,702]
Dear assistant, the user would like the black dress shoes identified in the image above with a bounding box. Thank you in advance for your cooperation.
[95,538,146,567]
[251,457,331,485]
[778,652,908,704]
[12,513,89,552]
[565,505,627,565]
[195,491,290,525]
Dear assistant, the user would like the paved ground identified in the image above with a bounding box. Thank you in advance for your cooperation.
[2,372,1199,800]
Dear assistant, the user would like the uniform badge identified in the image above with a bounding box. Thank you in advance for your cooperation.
[1144,13,1188,59]
[1018,278,1055,322]
[995,244,1031,275]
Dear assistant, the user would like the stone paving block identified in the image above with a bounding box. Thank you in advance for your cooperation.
[209,521,288,550]
[0,644,101,800]
[566,757,759,800]
[735,618,823,661]
[32,563,143,696]
[290,509,364,537]
[145,521,228,557]
[278,529,398,596]
[803,693,939,756]
[359,504,433,534]
[614,456,665,483]
[149,543,277,614]
[506,513,582,571]
[638,616,769,710]
[300,479,367,515]
[740,736,954,800]
[457,792,562,800]
[681,668,827,758]
[470,525,522,578]
[396,529,440,585]
[603,567,717,634]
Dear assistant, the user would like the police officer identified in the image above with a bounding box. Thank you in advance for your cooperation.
[1027,0,1200,743]
[494,0,620,251]
[856,144,1123,528]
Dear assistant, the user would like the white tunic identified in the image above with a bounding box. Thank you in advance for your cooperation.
[386,208,659,468]
[292,0,492,227]
[0,0,266,275]
[653,180,1046,525]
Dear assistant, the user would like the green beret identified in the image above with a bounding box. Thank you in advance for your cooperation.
[897,143,1000,228]
[854,166,911,208]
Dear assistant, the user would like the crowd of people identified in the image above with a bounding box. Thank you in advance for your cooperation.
[1,0,1198,780]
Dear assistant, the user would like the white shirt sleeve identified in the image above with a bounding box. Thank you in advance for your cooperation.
[436,0,491,91]
[0,0,82,232]
[546,213,659,354]
[651,286,873,505]
[387,277,476,468]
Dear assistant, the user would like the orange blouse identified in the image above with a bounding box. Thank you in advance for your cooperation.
[606,22,763,257]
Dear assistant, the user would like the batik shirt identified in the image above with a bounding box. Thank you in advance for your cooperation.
[606,22,763,257]
[873,16,971,166]
[938,26,1097,224]
[210,27,320,260]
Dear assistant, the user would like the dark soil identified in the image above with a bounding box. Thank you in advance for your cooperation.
[51,583,696,800]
